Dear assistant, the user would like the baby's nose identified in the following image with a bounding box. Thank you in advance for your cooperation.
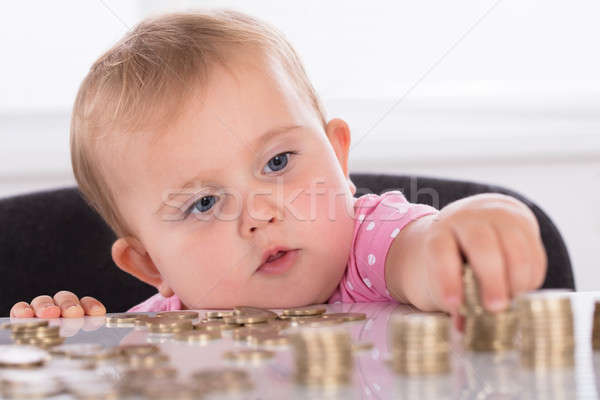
[249,216,276,233]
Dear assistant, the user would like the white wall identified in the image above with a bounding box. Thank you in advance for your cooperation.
[1,1,599,289]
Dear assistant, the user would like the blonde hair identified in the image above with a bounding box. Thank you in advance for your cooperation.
[70,9,328,239]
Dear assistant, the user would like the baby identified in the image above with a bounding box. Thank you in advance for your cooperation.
[10,9,546,324]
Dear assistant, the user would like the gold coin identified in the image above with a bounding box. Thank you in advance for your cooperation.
[106,313,146,324]
[205,310,235,319]
[281,305,327,316]
[156,311,199,320]
[196,320,240,331]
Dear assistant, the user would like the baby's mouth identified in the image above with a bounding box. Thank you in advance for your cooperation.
[257,249,300,274]
[265,251,286,263]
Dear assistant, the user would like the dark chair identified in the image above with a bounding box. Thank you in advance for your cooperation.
[0,172,575,315]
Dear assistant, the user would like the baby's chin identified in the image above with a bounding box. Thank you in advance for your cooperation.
[181,293,330,310]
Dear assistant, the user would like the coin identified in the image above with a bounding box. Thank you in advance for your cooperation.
[460,263,518,352]
[517,289,575,368]
[233,306,278,324]
[205,310,234,319]
[156,311,199,320]
[196,320,240,331]
[281,305,327,316]
[106,313,146,324]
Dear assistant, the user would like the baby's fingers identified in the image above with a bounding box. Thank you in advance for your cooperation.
[10,302,35,318]
[80,296,106,316]
[31,295,61,319]
[53,291,84,318]
[454,224,509,312]
[425,228,463,314]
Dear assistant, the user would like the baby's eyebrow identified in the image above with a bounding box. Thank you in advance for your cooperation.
[153,123,304,216]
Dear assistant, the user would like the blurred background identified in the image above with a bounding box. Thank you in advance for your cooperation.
[1,1,598,289]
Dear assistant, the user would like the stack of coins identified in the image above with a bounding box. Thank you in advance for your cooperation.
[289,327,354,387]
[591,301,600,350]
[106,313,147,327]
[192,368,254,394]
[389,313,451,375]
[517,290,575,368]
[461,264,518,351]
[2,320,64,348]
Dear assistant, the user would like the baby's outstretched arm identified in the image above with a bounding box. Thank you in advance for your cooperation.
[10,290,106,318]
[384,193,547,315]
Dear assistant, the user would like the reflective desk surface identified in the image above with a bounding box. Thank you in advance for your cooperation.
[1,291,600,399]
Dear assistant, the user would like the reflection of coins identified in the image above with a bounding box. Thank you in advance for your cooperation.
[127,353,170,369]
[0,345,49,368]
[2,320,49,331]
[517,290,575,368]
[192,368,254,393]
[320,312,367,322]
[118,344,160,357]
[592,301,600,350]
[174,330,221,344]
[4,321,64,348]
[352,342,374,352]
[289,327,354,386]
[0,369,63,398]
[145,317,193,333]
[223,349,275,362]
[281,305,326,316]
[50,343,104,357]
[389,312,450,375]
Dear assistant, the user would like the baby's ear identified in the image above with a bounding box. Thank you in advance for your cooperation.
[325,118,355,195]
[111,237,165,290]
[325,118,352,177]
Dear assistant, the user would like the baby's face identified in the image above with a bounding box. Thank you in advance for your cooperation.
[110,52,357,309]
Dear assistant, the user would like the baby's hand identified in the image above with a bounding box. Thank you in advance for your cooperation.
[9,291,106,319]
[425,193,547,314]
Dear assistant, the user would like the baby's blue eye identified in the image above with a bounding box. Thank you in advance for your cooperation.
[189,195,217,215]
[264,152,293,173]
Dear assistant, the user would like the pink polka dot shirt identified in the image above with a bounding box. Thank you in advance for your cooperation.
[127,190,439,312]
